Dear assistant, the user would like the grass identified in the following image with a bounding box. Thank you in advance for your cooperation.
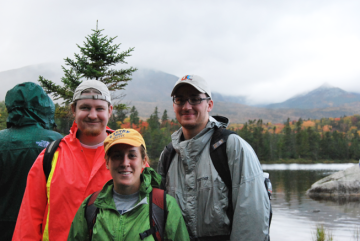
[313,224,333,241]
[312,224,360,241]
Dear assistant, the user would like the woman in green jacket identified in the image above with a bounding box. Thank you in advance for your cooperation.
[68,129,189,241]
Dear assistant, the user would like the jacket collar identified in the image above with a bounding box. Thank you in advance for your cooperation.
[94,167,161,210]
[170,116,229,163]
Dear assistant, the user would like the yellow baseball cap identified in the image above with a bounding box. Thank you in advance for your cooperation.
[104,129,146,154]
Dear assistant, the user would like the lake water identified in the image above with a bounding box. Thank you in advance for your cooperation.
[263,163,360,241]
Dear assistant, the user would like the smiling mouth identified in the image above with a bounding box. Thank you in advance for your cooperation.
[119,171,132,175]
[181,112,195,116]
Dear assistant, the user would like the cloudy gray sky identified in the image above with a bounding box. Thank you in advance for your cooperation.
[1,0,359,104]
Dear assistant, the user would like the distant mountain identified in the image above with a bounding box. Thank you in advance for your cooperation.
[267,83,360,109]
[0,64,246,104]
[1,64,360,123]
[0,63,63,102]
[116,69,247,119]
[118,69,246,104]
[211,92,246,104]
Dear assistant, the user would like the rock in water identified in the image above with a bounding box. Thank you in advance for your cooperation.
[306,165,360,200]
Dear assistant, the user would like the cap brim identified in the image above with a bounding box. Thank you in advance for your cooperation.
[105,139,142,154]
[170,81,206,97]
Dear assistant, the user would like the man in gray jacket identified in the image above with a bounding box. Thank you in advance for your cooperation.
[158,75,270,241]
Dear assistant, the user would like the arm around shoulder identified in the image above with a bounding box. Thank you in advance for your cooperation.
[164,194,190,241]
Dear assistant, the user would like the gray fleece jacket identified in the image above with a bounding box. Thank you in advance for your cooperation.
[158,116,270,241]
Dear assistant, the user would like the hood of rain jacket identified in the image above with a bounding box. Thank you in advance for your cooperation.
[5,82,57,129]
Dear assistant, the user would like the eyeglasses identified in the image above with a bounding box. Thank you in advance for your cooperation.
[173,96,211,105]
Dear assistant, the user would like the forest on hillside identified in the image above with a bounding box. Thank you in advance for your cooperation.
[1,101,359,163]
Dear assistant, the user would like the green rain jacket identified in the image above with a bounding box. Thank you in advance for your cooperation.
[0,82,63,240]
[68,167,190,241]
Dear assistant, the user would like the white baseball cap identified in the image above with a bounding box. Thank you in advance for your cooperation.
[171,75,212,99]
[72,80,111,104]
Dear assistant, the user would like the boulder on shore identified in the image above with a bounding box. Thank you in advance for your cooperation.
[306,164,360,200]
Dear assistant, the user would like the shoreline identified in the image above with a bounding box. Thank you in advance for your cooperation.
[260,159,358,164]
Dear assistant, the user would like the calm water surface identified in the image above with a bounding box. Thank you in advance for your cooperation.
[262,163,360,241]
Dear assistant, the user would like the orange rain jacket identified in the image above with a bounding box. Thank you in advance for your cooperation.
[12,122,114,241]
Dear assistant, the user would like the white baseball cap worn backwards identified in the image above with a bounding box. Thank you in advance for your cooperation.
[73,80,111,104]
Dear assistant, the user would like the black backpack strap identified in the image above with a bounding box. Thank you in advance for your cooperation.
[211,126,273,235]
[43,138,62,182]
[106,128,114,134]
[85,190,101,239]
[139,188,167,241]
[210,127,236,228]
[160,142,176,189]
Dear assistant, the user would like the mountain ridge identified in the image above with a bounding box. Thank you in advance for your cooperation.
[1,63,360,123]
[267,83,360,109]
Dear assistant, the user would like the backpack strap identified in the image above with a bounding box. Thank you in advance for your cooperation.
[43,138,62,182]
[139,188,167,241]
[160,142,176,189]
[209,127,236,228]
[42,129,112,182]
[211,127,273,233]
[106,128,114,134]
[85,190,101,239]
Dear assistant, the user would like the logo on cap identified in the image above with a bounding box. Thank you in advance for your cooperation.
[181,75,192,81]
[110,129,131,139]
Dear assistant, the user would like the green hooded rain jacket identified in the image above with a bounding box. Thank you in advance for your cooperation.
[0,82,63,240]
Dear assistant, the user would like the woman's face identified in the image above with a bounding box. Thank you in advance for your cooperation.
[106,144,146,195]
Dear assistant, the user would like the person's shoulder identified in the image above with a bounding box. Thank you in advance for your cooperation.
[226,133,255,152]
[0,128,9,138]
[40,128,63,137]
[226,132,242,146]
[165,193,181,210]
[49,130,64,137]
[42,133,70,153]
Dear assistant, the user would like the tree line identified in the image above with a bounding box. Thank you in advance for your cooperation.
[1,25,359,163]
[234,117,360,162]
[1,100,359,163]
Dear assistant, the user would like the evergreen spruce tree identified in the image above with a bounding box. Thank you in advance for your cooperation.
[115,104,129,123]
[39,23,137,104]
[148,107,160,130]
[319,131,332,159]
[161,109,169,123]
[280,118,294,159]
[129,106,140,125]
[307,127,320,161]
[161,109,169,128]
[108,104,129,129]
[349,131,360,160]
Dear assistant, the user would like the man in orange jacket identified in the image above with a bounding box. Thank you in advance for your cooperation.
[13,80,119,240]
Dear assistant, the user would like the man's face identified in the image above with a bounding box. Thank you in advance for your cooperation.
[71,95,113,137]
[173,84,213,133]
